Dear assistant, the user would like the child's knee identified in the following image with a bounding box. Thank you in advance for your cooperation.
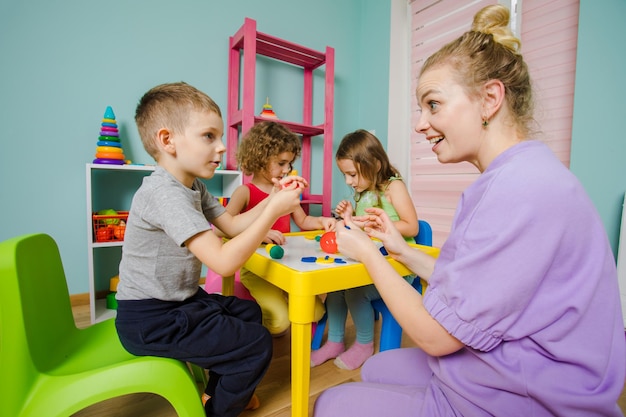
[262,310,290,335]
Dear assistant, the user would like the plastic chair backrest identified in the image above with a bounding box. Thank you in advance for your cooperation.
[0,233,77,415]
[1,233,206,417]
[414,219,433,247]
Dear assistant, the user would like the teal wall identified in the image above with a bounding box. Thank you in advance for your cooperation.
[570,0,626,257]
[1,0,623,295]
[0,0,391,294]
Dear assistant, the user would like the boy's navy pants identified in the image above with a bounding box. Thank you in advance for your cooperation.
[116,289,273,417]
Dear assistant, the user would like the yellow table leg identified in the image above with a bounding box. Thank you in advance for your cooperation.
[289,294,315,417]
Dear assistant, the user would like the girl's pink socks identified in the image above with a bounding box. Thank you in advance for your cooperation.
[334,341,374,370]
[311,341,345,367]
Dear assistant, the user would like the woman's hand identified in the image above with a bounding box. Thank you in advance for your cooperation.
[334,210,380,262]
[358,207,409,261]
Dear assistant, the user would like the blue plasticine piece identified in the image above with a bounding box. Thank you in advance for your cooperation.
[301,256,317,263]
[333,258,347,264]
[379,246,388,256]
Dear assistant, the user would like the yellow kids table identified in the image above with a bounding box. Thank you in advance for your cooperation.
[221,231,440,417]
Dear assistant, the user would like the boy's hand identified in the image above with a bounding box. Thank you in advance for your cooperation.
[266,184,303,218]
[272,175,309,192]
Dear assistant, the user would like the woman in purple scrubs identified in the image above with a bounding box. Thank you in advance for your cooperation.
[313,4,625,417]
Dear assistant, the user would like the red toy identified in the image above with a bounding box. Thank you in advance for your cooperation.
[319,231,338,254]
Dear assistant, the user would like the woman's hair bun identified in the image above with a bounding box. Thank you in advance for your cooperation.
[471,4,521,53]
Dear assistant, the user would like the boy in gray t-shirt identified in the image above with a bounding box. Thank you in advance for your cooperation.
[115,82,306,417]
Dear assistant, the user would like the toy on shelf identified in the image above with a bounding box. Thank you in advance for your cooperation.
[92,209,128,242]
[259,97,278,119]
[93,106,127,165]
[319,231,338,254]
[107,275,119,310]
[266,243,284,259]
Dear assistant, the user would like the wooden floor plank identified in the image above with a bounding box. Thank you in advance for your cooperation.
[70,302,626,416]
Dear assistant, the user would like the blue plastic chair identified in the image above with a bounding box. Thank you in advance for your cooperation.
[311,220,433,352]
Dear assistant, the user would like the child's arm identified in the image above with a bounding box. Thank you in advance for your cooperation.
[335,200,352,218]
[385,180,419,238]
[291,206,337,231]
[335,200,368,229]
[224,185,249,216]
[187,182,303,277]
[216,176,308,237]
[213,185,249,238]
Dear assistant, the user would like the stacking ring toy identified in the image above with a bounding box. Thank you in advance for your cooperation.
[93,158,125,165]
[96,146,123,153]
[95,152,125,160]
[97,140,121,147]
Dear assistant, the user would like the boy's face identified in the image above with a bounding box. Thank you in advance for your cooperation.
[168,109,225,185]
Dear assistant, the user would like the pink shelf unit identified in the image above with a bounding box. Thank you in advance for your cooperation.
[226,17,335,216]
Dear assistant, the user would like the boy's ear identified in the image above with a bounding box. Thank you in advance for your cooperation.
[156,128,176,154]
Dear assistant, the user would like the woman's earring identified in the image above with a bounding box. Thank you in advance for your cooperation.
[482,118,489,128]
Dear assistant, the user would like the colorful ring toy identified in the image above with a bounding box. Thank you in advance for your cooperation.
[93,158,125,165]
[96,146,123,153]
[99,135,120,141]
[95,152,125,160]
[97,140,121,147]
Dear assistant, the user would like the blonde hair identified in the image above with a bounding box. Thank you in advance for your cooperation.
[236,121,301,176]
[420,4,535,137]
[135,82,222,160]
[336,129,401,203]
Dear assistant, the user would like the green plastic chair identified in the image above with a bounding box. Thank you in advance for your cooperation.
[0,233,206,417]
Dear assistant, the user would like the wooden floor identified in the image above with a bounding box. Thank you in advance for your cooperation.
[71,303,626,417]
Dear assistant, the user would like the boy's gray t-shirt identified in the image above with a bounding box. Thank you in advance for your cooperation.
[117,166,226,301]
